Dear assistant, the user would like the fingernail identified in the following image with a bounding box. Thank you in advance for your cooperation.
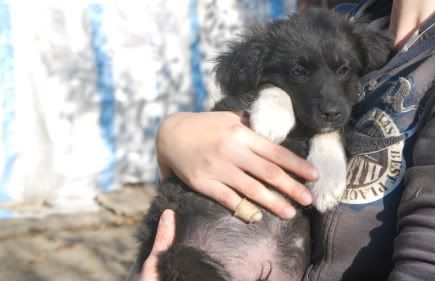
[161,209,174,226]
[282,206,296,219]
[300,191,313,205]
[310,168,319,179]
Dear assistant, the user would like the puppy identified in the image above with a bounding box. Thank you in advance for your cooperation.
[132,9,392,281]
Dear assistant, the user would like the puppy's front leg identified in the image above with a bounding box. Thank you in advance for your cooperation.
[306,132,347,212]
[250,85,296,143]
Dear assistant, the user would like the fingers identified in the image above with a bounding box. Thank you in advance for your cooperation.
[223,166,296,219]
[194,177,267,222]
[237,152,313,207]
[140,209,176,281]
[183,124,316,220]
[247,131,319,181]
[197,165,298,221]
[197,179,247,215]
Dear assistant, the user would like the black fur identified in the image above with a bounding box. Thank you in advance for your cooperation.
[133,9,392,281]
[213,9,391,136]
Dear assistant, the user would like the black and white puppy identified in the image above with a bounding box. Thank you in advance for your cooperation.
[132,9,391,281]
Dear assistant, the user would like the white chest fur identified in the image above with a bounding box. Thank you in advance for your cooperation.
[306,132,346,212]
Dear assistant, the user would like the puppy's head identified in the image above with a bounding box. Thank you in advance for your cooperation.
[214,9,392,133]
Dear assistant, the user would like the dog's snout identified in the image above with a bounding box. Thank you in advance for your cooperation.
[318,102,342,122]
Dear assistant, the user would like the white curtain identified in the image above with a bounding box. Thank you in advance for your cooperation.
[0,0,296,218]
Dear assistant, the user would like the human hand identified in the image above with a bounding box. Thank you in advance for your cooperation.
[156,112,318,220]
[132,209,176,281]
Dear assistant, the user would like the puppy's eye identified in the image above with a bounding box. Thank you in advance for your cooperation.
[291,67,308,77]
[337,65,350,76]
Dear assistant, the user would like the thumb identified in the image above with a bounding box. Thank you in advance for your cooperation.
[150,209,176,254]
[140,209,176,281]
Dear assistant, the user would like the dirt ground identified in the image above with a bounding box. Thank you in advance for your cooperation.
[0,186,156,281]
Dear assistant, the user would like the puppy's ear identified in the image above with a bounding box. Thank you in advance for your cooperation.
[350,19,393,73]
[213,36,268,96]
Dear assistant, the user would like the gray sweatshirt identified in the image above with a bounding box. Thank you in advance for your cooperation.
[304,1,435,280]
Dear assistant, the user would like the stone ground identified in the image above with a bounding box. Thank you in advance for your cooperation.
[0,185,156,281]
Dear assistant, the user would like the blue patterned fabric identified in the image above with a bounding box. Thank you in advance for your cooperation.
[0,0,296,217]
[0,0,15,204]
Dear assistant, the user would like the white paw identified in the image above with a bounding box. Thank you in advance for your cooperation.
[306,132,347,213]
[250,85,295,144]
[308,179,346,212]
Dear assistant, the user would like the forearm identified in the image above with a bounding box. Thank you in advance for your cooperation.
[388,97,435,281]
[388,166,435,281]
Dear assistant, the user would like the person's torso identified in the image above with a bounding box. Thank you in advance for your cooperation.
[304,1,435,280]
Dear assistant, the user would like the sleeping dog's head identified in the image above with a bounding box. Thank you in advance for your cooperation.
[214,9,392,137]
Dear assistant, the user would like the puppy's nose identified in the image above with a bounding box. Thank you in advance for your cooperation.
[318,103,341,122]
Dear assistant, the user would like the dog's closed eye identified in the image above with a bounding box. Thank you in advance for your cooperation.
[290,66,308,77]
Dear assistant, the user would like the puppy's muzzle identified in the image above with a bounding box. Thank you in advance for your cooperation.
[318,102,342,123]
